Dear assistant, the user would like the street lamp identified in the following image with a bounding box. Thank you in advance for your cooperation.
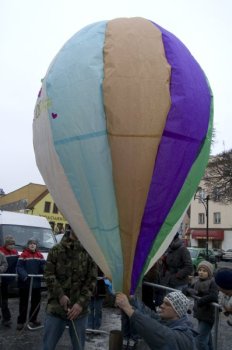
[194,187,210,260]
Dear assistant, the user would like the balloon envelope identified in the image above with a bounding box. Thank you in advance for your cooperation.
[33,17,213,294]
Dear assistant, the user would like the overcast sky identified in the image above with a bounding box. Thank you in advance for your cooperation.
[1,0,231,194]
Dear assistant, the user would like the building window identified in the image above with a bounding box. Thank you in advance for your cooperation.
[44,201,51,213]
[212,187,221,202]
[53,203,59,214]
[198,213,205,224]
[214,212,221,224]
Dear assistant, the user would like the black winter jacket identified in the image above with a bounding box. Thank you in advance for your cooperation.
[162,239,193,288]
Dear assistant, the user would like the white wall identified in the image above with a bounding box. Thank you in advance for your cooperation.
[223,231,232,250]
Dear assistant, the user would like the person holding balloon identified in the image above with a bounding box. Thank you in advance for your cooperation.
[116,291,197,350]
[43,229,97,350]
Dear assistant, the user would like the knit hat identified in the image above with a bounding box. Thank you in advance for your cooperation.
[4,235,15,246]
[165,291,189,318]
[215,268,232,290]
[197,260,214,277]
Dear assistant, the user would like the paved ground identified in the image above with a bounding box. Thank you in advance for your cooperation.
[0,295,231,350]
[0,261,231,349]
[0,295,121,350]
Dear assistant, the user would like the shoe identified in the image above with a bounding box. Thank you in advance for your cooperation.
[29,320,42,328]
[2,320,12,327]
[17,323,24,331]
[128,339,137,349]
[123,338,129,349]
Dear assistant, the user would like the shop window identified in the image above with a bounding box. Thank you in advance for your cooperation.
[65,224,71,233]
[53,203,59,214]
[214,212,221,224]
[44,201,51,213]
[198,213,205,224]
[49,221,55,231]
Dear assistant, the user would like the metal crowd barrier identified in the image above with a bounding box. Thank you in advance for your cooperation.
[0,274,221,349]
[0,273,44,330]
[143,281,221,350]
[0,274,109,333]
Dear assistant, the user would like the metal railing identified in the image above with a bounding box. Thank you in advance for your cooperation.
[0,274,109,333]
[0,274,222,349]
[0,273,44,330]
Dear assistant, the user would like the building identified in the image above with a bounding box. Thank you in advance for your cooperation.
[189,184,232,250]
[0,183,69,233]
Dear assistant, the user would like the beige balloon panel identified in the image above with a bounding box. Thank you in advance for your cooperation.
[104,18,171,293]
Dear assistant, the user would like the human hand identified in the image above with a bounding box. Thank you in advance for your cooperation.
[116,293,129,308]
[59,295,70,311]
[67,303,83,320]
[115,293,134,317]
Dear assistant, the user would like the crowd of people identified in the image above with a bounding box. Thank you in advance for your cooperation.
[0,230,231,350]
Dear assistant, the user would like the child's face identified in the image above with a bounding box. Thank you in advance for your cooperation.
[6,244,14,250]
[28,243,36,252]
[198,267,209,280]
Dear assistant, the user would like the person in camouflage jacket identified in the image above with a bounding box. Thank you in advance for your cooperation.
[43,229,97,350]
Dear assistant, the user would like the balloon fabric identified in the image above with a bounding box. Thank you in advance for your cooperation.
[33,17,213,295]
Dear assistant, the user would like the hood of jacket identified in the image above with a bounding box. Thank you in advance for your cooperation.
[60,232,81,249]
[169,238,183,251]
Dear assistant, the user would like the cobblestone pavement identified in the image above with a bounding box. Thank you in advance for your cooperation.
[0,294,231,350]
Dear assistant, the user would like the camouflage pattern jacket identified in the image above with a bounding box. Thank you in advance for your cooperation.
[44,234,97,319]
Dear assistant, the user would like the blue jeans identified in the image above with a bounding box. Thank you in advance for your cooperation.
[197,320,213,350]
[87,297,104,329]
[43,313,88,350]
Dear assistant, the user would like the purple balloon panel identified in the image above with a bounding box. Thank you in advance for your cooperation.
[131,22,211,292]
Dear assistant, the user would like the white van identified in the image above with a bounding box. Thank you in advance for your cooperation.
[0,210,57,258]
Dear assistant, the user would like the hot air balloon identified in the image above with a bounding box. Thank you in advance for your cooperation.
[33,17,213,295]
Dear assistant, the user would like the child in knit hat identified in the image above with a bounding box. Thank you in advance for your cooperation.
[215,268,232,326]
[184,260,218,350]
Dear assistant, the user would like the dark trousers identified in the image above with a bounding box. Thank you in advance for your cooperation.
[1,282,11,321]
[17,287,41,324]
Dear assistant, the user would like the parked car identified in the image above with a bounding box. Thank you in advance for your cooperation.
[212,248,225,262]
[187,247,217,273]
[222,249,232,261]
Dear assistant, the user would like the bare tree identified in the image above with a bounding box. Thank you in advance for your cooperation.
[203,149,232,203]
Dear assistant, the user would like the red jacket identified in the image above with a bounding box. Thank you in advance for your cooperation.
[17,248,45,288]
[0,246,19,274]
